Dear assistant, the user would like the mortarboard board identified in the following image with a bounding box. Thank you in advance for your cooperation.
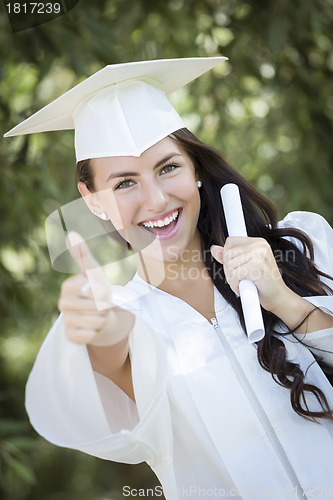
[4,57,227,161]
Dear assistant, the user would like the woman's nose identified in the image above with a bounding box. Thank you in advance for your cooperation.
[141,180,169,212]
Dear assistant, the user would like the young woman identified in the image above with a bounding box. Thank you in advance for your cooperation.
[5,58,333,498]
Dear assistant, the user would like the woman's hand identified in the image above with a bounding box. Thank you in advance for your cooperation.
[58,232,134,346]
[211,236,292,313]
[211,236,333,334]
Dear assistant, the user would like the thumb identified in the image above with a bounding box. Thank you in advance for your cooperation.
[210,245,224,264]
[66,231,110,308]
[66,231,100,274]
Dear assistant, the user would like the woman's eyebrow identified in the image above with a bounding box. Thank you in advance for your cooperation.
[106,153,183,181]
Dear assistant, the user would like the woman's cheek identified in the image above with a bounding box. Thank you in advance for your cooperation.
[98,190,129,229]
[109,208,128,230]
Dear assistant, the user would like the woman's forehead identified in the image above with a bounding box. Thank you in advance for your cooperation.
[91,136,185,173]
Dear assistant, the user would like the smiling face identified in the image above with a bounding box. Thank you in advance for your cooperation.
[78,137,202,263]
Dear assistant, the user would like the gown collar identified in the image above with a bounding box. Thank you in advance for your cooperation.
[131,272,229,323]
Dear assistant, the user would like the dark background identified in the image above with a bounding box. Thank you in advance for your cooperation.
[1,0,333,498]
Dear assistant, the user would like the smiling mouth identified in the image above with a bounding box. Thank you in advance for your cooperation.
[139,208,182,239]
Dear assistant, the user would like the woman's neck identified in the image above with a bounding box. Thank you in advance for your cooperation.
[135,232,211,294]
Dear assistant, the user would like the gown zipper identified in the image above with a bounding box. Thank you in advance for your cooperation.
[211,317,307,500]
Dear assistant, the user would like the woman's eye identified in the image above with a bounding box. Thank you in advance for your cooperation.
[161,163,179,174]
[114,179,134,190]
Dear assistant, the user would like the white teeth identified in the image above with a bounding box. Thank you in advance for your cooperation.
[142,210,179,228]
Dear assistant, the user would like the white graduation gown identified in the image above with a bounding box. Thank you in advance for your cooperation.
[25,212,333,499]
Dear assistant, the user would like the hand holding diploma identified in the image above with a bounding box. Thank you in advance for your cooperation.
[212,187,323,341]
[211,184,265,343]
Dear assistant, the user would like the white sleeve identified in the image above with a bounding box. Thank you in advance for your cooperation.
[279,211,333,286]
[25,314,174,467]
[279,211,333,366]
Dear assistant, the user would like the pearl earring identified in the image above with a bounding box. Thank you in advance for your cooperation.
[92,209,108,220]
[196,180,202,188]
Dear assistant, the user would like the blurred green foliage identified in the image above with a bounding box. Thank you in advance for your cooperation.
[0,0,333,498]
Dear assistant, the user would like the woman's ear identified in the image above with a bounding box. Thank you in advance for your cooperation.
[78,181,90,198]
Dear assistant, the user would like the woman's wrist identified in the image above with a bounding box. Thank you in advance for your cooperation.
[269,287,333,334]
[91,307,135,346]
[269,287,314,333]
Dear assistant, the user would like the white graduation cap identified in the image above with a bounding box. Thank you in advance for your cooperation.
[4,57,227,161]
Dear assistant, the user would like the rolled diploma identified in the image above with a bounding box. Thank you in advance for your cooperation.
[220,184,265,343]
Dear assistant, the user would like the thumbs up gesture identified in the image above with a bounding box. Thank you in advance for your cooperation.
[58,232,134,346]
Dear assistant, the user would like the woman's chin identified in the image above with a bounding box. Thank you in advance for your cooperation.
[131,239,183,264]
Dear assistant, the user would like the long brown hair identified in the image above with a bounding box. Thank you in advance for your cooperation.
[77,127,333,421]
